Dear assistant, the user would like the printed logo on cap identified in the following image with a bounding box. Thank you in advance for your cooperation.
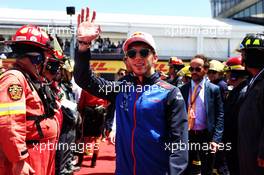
[30,36,38,42]
[15,36,27,41]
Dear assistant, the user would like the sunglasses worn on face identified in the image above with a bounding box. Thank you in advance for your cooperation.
[46,60,61,75]
[208,70,217,74]
[189,67,202,72]
[126,48,152,59]
[24,52,44,65]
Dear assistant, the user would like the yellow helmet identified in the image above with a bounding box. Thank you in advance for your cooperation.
[177,65,191,77]
[209,60,224,72]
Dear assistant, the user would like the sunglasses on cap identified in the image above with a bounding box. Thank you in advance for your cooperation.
[189,66,202,72]
[46,59,61,75]
[126,48,152,59]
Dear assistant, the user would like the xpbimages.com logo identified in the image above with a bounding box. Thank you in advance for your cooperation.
[32,141,99,153]
[40,25,77,36]
[98,80,166,95]
[165,140,232,153]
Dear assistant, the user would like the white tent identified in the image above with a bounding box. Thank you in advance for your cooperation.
[0,8,263,60]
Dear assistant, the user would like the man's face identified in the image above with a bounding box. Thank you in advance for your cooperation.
[190,58,207,82]
[225,71,246,87]
[125,42,158,77]
[225,71,235,86]
[117,70,126,79]
[42,52,62,81]
[207,70,220,83]
[169,66,176,76]
[16,52,44,78]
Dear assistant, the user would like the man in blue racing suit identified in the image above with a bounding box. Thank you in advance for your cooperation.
[74,7,188,175]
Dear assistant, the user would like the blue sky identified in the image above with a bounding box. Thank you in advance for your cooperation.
[1,0,212,17]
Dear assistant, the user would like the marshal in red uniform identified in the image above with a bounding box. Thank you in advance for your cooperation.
[0,25,62,175]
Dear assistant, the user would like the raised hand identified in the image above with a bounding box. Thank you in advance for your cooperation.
[77,7,101,44]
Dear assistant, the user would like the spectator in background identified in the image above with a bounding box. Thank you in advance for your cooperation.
[177,65,192,85]
[90,37,125,54]
[110,42,117,52]
[96,36,103,52]
[96,36,103,45]
[208,60,228,99]
[116,68,127,79]
[56,58,81,174]
[117,41,122,48]
[64,39,71,55]
[207,59,229,174]
[78,90,108,168]
[102,40,109,53]
[105,38,111,46]
[117,41,124,54]
[223,56,248,175]
[180,54,224,175]
[167,56,185,87]
[238,33,264,175]
[92,40,100,53]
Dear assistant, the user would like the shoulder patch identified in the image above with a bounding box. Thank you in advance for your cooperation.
[156,80,174,90]
[8,84,23,101]
[175,91,184,100]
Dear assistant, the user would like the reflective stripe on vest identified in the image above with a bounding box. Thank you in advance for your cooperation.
[0,102,26,116]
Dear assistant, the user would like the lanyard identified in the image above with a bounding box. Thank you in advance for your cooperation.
[189,84,201,107]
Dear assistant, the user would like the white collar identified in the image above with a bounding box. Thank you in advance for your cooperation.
[191,78,205,89]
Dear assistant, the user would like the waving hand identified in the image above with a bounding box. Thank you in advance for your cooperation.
[77,7,101,47]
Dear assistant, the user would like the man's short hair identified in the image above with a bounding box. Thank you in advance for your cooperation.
[192,54,209,68]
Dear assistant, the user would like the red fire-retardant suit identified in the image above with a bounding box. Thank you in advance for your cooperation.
[0,24,63,175]
[0,69,60,175]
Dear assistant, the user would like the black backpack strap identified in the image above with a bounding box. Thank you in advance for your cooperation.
[26,140,40,145]
[26,115,47,139]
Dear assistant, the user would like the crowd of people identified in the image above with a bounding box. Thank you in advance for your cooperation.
[0,6,264,175]
[60,36,124,56]
[90,36,124,54]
